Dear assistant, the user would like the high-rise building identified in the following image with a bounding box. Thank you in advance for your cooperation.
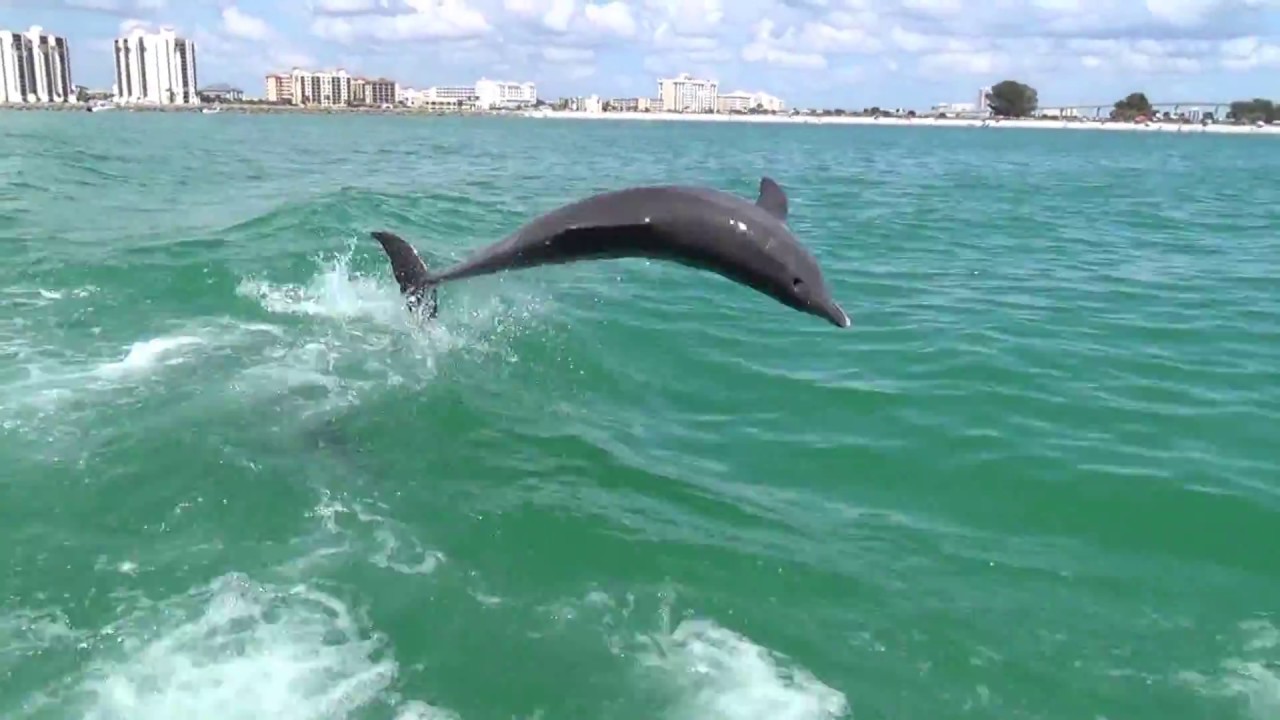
[978,85,992,114]
[265,73,292,103]
[0,26,74,104]
[287,68,351,106]
[352,77,397,106]
[113,27,199,105]
[658,73,717,113]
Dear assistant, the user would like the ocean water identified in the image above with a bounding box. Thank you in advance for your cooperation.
[1,110,1277,720]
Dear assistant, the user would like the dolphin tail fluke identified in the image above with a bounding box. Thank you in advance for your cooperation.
[371,230,439,319]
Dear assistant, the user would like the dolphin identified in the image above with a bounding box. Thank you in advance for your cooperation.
[370,176,850,328]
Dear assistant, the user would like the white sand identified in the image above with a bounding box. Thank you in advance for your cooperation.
[517,109,1280,136]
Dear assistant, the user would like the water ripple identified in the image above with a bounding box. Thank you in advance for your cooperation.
[0,111,1277,720]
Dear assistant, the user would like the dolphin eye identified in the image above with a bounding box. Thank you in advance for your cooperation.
[792,277,804,290]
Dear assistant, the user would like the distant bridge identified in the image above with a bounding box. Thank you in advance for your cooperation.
[1040,101,1232,118]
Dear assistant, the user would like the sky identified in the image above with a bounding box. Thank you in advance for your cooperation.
[4,0,1280,109]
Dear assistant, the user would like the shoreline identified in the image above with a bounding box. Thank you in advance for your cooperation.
[517,109,1280,136]
[4,101,1277,135]
[0,101,504,118]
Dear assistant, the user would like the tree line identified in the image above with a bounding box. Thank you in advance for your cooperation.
[985,80,1278,124]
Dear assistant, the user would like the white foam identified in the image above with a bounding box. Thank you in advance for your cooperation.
[237,261,406,326]
[638,618,850,720]
[4,243,546,445]
[0,285,96,308]
[95,335,206,377]
[236,242,547,353]
[368,526,446,576]
[225,242,550,424]
[1179,618,1280,719]
[70,573,431,720]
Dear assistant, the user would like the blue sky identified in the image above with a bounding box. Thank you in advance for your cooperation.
[7,0,1280,109]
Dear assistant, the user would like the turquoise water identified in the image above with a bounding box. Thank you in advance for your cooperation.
[1,111,1278,720]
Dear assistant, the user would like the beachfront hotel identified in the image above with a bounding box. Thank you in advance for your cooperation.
[264,72,292,103]
[607,97,657,112]
[398,84,477,111]
[0,26,74,104]
[717,90,785,113]
[658,73,718,113]
[267,68,351,106]
[474,78,537,109]
[112,27,199,105]
[318,77,535,111]
[265,68,401,107]
[353,77,396,106]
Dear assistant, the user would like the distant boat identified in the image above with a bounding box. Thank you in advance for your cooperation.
[201,106,222,114]
[86,101,115,112]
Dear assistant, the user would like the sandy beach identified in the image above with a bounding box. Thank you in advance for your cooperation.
[518,109,1280,136]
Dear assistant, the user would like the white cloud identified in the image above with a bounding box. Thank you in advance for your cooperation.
[221,7,271,41]
[118,17,161,34]
[42,0,1280,106]
[741,19,828,69]
[1219,35,1280,68]
[310,0,389,12]
[311,0,492,42]
[504,0,576,32]
[735,0,1280,84]
[59,0,166,11]
[583,2,637,37]
[542,46,594,63]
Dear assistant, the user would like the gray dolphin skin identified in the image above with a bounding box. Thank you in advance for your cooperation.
[370,176,850,328]
[371,231,438,320]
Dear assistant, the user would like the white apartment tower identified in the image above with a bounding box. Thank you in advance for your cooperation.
[0,26,74,104]
[113,27,199,105]
[658,73,718,113]
[289,68,351,106]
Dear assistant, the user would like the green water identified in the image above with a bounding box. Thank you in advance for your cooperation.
[1,111,1277,720]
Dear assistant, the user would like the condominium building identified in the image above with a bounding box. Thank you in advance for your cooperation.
[609,97,645,112]
[978,85,991,113]
[474,78,536,109]
[405,85,477,111]
[113,27,198,105]
[566,94,603,113]
[658,73,718,113]
[265,73,292,103]
[0,26,74,104]
[289,68,351,106]
[352,77,396,106]
[717,90,785,113]
[405,95,477,112]
[425,85,476,101]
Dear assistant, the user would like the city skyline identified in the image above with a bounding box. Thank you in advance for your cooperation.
[4,2,1280,110]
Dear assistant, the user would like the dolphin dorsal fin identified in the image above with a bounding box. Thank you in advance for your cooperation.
[756,176,788,221]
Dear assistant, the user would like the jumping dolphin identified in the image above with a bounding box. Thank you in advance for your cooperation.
[371,231,439,319]
[371,177,850,328]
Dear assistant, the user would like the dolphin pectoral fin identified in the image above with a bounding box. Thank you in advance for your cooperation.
[756,177,788,221]
[370,230,437,317]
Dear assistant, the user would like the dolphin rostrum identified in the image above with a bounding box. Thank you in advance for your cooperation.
[371,177,849,328]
